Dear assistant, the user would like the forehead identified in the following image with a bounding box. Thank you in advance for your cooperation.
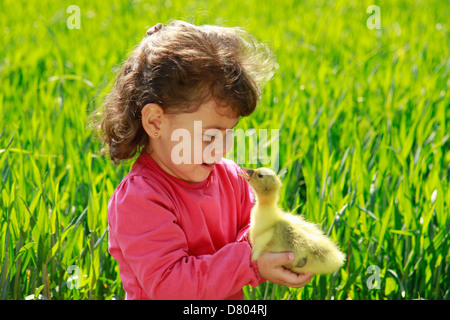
[200,98,237,116]
[192,99,239,129]
[166,98,240,133]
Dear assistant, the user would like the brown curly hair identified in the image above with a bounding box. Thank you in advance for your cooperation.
[89,20,275,165]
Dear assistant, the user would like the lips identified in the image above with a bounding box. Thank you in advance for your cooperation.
[201,163,215,170]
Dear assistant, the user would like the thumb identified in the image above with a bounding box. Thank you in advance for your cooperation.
[269,252,295,265]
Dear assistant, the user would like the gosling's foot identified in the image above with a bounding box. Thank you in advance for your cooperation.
[295,257,307,268]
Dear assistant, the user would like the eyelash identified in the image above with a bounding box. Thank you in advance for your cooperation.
[203,130,235,142]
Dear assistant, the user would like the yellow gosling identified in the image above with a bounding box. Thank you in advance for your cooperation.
[238,167,346,274]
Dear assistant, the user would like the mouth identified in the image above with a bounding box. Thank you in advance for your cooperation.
[237,172,250,181]
[238,168,254,181]
[201,162,216,170]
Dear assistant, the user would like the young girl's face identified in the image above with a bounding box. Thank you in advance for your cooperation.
[144,99,239,183]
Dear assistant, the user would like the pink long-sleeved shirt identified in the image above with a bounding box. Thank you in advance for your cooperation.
[107,150,262,300]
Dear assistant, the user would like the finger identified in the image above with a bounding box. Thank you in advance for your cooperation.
[296,272,314,282]
[278,270,314,288]
[291,273,314,287]
[271,267,300,285]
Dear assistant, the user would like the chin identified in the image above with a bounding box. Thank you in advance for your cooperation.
[179,165,214,184]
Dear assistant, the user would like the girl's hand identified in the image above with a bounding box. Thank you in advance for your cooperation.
[256,252,314,288]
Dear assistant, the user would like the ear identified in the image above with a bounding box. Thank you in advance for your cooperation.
[141,103,164,138]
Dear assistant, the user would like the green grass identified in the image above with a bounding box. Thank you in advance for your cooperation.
[0,0,449,300]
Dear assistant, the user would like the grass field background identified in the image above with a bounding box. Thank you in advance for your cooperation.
[0,0,449,300]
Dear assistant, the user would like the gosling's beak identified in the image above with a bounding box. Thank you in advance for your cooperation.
[238,167,254,181]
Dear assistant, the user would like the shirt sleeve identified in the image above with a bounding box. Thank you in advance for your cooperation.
[108,175,261,300]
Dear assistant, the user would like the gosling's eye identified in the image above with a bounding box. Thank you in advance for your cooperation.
[257,173,263,178]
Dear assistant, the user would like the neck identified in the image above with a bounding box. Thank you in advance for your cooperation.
[252,193,282,228]
[254,191,281,211]
[256,194,278,206]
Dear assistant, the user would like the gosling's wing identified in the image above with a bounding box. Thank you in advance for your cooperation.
[271,219,302,250]
[283,214,333,259]
[271,219,310,269]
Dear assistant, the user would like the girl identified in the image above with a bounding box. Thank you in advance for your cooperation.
[93,20,313,300]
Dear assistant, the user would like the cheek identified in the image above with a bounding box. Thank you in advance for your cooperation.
[165,127,205,165]
[202,138,227,161]
[225,131,234,154]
